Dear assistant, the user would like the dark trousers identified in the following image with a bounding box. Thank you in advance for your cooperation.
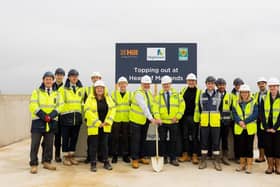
[180,115,200,155]
[256,120,265,149]
[159,124,178,160]
[264,131,280,158]
[30,132,54,166]
[200,126,220,154]
[88,128,109,162]
[111,122,130,156]
[130,121,149,160]
[61,125,81,153]
[220,121,231,151]
[235,131,254,158]
[54,125,62,156]
[232,121,240,159]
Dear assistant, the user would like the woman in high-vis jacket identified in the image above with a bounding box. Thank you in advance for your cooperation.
[84,80,116,172]
[260,78,280,175]
[232,84,258,174]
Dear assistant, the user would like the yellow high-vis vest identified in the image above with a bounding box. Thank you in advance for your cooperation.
[84,95,116,135]
[156,88,185,124]
[111,90,131,123]
[262,92,280,131]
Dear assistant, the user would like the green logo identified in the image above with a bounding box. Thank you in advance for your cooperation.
[178,48,189,61]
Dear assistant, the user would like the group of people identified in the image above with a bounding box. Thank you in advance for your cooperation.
[29,68,280,175]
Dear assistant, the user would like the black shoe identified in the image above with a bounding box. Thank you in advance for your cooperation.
[55,157,62,163]
[170,160,179,167]
[104,161,113,170]
[90,162,97,172]
[123,156,130,163]
[164,157,169,164]
[112,156,118,163]
[84,157,90,164]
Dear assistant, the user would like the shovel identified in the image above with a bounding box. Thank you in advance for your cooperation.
[151,124,164,172]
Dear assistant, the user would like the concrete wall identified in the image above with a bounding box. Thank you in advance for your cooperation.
[0,95,31,147]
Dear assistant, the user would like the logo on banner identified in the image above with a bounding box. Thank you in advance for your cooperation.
[178,48,189,61]
[120,49,139,59]
[146,48,166,61]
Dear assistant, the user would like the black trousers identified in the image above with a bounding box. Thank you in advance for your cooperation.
[54,124,62,156]
[61,125,81,153]
[111,122,130,156]
[200,126,220,154]
[264,131,280,158]
[235,131,254,158]
[30,132,54,166]
[232,121,240,159]
[158,124,178,160]
[220,121,231,151]
[256,120,265,149]
[130,121,149,160]
[88,128,109,162]
[180,115,200,155]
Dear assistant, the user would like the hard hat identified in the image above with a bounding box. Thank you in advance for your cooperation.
[239,84,251,92]
[68,69,79,77]
[91,72,102,78]
[117,76,128,83]
[55,68,65,76]
[257,77,267,83]
[186,73,197,80]
[205,76,216,83]
[215,78,226,85]
[267,77,280,86]
[94,80,105,87]
[233,78,244,86]
[43,71,55,79]
[161,75,172,84]
[141,75,152,84]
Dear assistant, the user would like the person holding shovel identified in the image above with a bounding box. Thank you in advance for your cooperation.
[129,75,161,169]
[155,75,185,166]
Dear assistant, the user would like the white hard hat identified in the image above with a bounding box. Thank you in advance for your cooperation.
[267,77,280,86]
[161,75,172,84]
[94,80,105,87]
[141,75,152,84]
[186,73,197,80]
[117,76,128,83]
[91,72,102,78]
[257,77,267,83]
[239,84,251,92]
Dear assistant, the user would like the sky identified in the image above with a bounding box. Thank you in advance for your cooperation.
[0,0,280,94]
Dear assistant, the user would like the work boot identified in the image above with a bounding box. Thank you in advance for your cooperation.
[63,154,72,166]
[112,155,118,164]
[199,154,207,169]
[192,154,199,165]
[178,152,191,162]
[69,153,79,165]
[275,159,280,175]
[104,160,113,170]
[170,160,180,167]
[213,155,222,171]
[265,157,274,174]
[236,157,246,172]
[90,162,97,172]
[221,151,230,165]
[132,160,139,169]
[255,148,266,163]
[30,166,38,174]
[245,158,253,174]
[139,157,150,165]
[43,162,56,170]
[122,155,130,163]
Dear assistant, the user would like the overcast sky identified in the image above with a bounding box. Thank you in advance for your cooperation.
[0,0,280,94]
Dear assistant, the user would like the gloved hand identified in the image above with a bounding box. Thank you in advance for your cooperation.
[44,115,51,123]
[36,109,47,120]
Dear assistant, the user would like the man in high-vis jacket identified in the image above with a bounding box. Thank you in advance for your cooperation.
[29,72,63,174]
[156,75,185,166]
[129,75,161,169]
[59,69,85,166]
[199,76,222,171]
[111,76,131,163]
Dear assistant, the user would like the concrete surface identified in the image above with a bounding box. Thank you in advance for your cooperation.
[0,95,31,147]
[0,139,279,187]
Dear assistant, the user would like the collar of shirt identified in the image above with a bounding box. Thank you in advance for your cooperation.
[45,87,52,93]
